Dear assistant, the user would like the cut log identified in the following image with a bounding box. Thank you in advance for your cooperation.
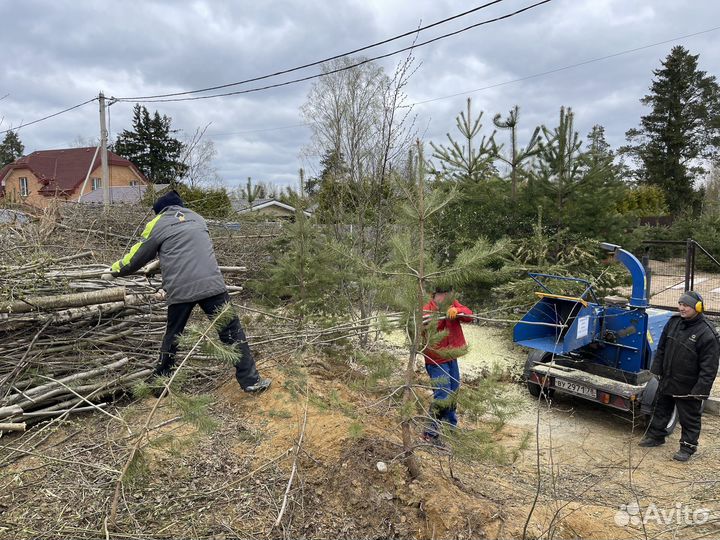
[0,422,26,432]
[0,301,127,330]
[0,405,23,420]
[0,287,126,314]
[218,266,247,274]
[17,251,94,271]
[3,356,128,405]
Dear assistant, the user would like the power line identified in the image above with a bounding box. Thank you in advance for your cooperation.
[205,25,720,138]
[115,0,508,101]
[0,1,549,135]
[0,98,98,136]
[410,25,720,105]
[210,123,309,136]
[8,6,709,138]
[116,0,553,104]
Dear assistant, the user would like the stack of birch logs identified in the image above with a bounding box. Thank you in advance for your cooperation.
[0,250,248,435]
[0,253,166,434]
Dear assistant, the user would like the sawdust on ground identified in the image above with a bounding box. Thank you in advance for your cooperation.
[383,324,526,382]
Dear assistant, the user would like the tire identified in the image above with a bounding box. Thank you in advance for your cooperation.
[524,350,555,399]
[640,378,678,435]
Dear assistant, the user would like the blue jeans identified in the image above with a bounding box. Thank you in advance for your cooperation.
[424,359,460,437]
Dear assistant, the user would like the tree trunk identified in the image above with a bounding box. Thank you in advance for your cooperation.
[0,287,126,314]
[400,141,427,480]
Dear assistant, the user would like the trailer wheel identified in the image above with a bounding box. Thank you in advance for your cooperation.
[524,350,555,399]
[639,378,678,435]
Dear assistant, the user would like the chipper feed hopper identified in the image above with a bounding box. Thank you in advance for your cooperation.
[513,243,675,422]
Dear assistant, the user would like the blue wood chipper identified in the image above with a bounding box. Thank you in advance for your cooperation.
[513,243,677,427]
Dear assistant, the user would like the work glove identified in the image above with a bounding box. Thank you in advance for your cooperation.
[446,306,458,320]
[101,268,116,281]
[141,260,161,277]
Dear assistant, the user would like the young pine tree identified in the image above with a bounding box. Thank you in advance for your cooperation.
[493,105,541,201]
[251,195,351,323]
[381,141,506,478]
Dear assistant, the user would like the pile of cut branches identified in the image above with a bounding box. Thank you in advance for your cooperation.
[0,252,167,433]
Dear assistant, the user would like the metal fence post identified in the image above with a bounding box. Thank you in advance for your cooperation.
[684,238,693,292]
[642,248,652,301]
[690,240,697,290]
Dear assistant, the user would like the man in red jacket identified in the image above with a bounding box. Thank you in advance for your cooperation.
[422,285,473,443]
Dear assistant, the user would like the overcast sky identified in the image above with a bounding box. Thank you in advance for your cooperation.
[1,0,719,189]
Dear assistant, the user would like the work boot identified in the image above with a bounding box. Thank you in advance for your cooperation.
[672,449,692,462]
[243,378,272,394]
[638,437,665,447]
[153,365,172,378]
[421,432,445,448]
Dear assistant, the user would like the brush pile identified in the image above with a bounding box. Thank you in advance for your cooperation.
[0,201,283,437]
[0,252,167,434]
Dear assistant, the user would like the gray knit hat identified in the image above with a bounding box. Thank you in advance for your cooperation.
[678,290,702,310]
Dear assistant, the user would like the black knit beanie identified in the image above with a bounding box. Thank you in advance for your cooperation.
[152,190,185,214]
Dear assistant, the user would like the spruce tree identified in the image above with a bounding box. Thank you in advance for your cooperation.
[113,105,187,183]
[305,149,347,199]
[0,130,24,167]
[623,46,720,214]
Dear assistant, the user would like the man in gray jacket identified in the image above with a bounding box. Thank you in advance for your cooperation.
[109,190,271,393]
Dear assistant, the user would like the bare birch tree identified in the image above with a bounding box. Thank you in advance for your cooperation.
[301,55,417,345]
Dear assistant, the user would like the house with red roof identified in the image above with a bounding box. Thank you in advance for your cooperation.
[0,147,148,208]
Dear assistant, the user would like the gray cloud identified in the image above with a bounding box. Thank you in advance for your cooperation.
[1,0,719,189]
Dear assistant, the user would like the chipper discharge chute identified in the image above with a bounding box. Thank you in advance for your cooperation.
[513,243,677,427]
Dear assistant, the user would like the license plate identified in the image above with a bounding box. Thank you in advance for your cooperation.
[554,378,597,398]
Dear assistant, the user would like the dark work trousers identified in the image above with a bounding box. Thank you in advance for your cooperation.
[646,393,703,453]
[156,291,260,388]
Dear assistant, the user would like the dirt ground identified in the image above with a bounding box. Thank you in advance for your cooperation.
[386,324,720,539]
[487,391,720,539]
[384,324,523,382]
[1,327,718,539]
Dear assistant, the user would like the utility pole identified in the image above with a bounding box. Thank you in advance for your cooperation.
[99,92,110,208]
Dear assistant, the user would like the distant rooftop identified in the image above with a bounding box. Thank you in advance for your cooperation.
[79,184,170,204]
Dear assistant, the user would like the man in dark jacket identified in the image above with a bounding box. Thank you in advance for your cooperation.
[639,291,719,461]
[108,190,271,393]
